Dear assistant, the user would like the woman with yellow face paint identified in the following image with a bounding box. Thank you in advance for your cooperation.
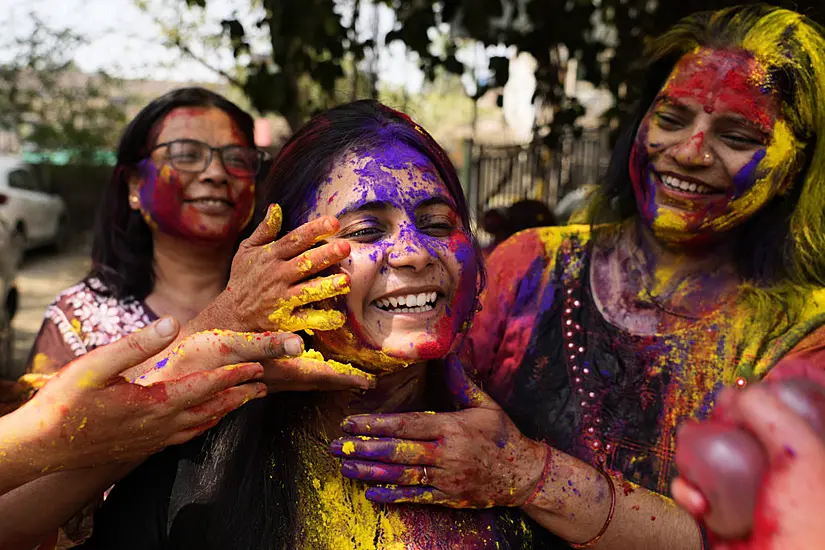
[329,5,825,549]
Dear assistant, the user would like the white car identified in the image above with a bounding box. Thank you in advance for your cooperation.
[0,218,19,378]
[0,156,69,253]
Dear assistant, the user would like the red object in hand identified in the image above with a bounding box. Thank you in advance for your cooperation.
[676,421,767,538]
[675,377,825,539]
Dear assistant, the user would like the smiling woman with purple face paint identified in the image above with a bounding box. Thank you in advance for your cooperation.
[319,6,825,550]
[0,88,375,549]
[67,101,558,549]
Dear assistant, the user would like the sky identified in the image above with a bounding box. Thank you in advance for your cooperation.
[1,0,432,92]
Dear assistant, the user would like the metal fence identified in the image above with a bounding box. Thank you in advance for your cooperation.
[466,129,611,223]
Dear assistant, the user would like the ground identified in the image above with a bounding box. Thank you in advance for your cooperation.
[10,242,90,378]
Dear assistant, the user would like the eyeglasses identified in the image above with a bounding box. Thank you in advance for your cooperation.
[149,139,267,178]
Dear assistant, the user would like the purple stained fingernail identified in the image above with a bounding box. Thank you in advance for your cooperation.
[329,440,343,456]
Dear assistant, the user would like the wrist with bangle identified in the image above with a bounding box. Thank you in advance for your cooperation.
[568,466,616,548]
[521,443,617,548]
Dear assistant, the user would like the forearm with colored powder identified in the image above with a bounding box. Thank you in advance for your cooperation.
[522,448,702,549]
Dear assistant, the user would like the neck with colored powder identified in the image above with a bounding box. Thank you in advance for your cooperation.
[592,219,741,333]
[633,218,740,305]
[315,361,430,438]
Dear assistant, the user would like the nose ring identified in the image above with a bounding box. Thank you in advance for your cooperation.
[703,152,712,162]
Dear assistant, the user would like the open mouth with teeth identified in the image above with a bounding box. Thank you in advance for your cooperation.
[184,198,235,207]
[373,291,440,314]
[658,173,721,196]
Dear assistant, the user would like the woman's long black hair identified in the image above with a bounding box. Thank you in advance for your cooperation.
[195,100,485,549]
[88,87,256,300]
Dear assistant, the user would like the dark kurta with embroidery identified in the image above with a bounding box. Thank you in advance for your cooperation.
[465,226,825,545]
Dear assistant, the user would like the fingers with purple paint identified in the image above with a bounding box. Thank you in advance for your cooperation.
[331,356,547,509]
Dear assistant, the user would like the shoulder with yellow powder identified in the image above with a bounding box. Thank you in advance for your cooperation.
[485,224,595,279]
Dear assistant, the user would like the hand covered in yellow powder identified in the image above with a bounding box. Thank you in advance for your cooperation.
[209,203,352,333]
[134,329,374,393]
[0,318,268,496]
[330,356,545,508]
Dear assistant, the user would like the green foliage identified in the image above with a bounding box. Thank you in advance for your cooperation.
[0,16,127,164]
[172,0,825,138]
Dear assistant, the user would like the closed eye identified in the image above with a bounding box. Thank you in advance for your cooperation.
[340,226,383,241]
[654,112,684,129]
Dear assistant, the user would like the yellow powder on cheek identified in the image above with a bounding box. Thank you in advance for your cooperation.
[710,121,801,232]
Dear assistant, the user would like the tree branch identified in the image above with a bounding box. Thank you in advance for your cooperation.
[176,42,245,89]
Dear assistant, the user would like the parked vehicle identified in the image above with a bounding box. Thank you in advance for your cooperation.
[0,217,19,379]
[0,156,69,254]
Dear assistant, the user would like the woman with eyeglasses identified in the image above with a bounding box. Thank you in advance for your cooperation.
[3,88,372,549]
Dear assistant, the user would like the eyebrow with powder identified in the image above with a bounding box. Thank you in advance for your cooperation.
[335,200,392,220]
[414,196,457,211]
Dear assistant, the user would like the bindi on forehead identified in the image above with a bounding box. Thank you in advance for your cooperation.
[663,49,779,131]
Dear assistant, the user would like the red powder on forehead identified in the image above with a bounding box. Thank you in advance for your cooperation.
[156,106,250,147]
[664,49,779,132]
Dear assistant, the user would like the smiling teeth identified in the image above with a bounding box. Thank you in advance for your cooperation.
[661,175,715,195]
[375,292,438,312]
[190,199,230,206]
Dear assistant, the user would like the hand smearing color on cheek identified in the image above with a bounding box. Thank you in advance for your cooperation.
[629,47,803,245]
[302,143,478,373]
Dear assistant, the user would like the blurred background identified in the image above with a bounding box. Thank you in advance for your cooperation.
[1,0,823,379]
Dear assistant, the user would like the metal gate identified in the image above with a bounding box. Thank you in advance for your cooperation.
[467,129,610,222]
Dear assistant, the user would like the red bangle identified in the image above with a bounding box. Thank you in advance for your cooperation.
[523,443,553,506]
[568,467,617,548]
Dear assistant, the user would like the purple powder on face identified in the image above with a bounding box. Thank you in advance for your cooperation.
[731,148,768,198]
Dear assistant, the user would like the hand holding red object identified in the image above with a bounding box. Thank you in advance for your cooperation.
[673,376,825,549]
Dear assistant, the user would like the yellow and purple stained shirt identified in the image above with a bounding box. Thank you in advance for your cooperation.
[465,225,825,497]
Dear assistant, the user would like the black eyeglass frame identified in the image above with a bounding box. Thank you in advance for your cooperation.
[147,138,269,177]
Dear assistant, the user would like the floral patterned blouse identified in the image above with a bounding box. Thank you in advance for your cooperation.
[25,277,156,548]
[27,277,156,376]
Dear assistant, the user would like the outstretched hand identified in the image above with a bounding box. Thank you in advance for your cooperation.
[135,328,375,393]
[211,204,352,333]
[0,318,267,478]
[330,355,545,508]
